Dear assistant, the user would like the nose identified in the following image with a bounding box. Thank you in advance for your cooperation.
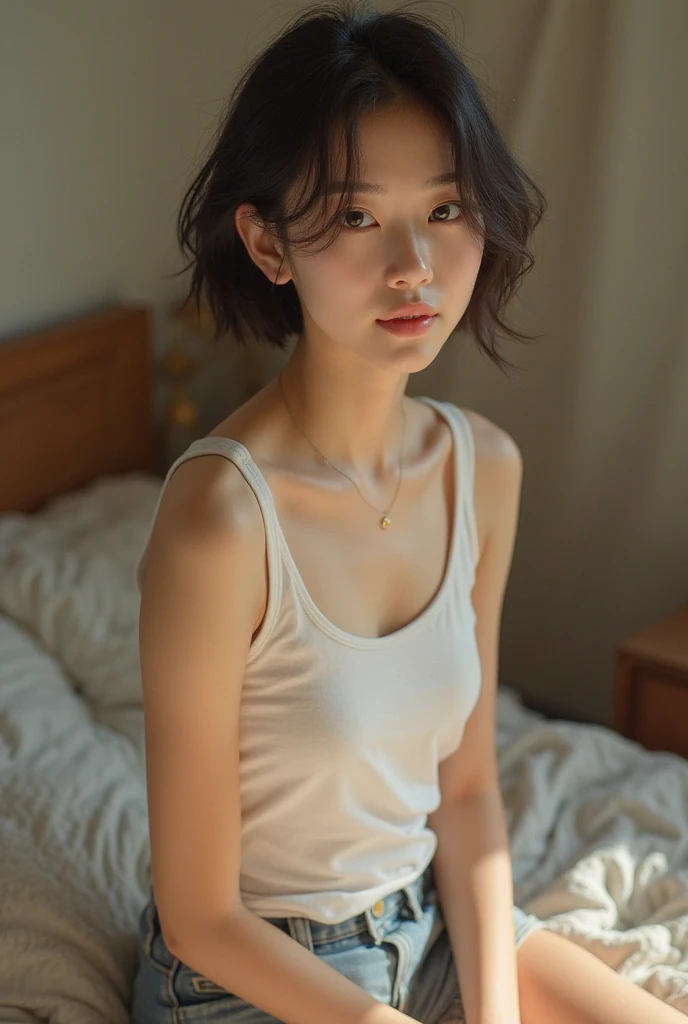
[386,238,433,289]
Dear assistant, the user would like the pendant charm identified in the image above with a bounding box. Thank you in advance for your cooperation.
[380,516,391,529]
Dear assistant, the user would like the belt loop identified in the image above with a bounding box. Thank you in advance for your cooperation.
[403,882,425,922]
[364,906,384,946]
[287,916,315,953]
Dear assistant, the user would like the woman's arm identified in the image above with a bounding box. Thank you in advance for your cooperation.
[428,422,525,1024]
[430,790,521,1024]
[171,906,418,1024]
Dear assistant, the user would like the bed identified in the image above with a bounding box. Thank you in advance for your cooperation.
[0,305,686,1022]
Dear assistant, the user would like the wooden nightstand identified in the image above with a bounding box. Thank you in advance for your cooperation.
[614,602,688,759]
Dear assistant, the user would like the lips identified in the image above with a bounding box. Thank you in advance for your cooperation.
[379,303,436,321]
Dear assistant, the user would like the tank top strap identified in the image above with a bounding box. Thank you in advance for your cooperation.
[134,436,284,658]
[445,403,480,572]
[417,398,480,574]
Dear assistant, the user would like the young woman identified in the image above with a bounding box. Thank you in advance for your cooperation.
[130,3,684,1022]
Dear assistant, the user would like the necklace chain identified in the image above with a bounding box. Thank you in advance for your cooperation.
[277,370,406,530]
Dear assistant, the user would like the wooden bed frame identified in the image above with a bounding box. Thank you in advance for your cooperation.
[0,304,156,515]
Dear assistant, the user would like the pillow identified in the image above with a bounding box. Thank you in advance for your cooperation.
[0,473,161,745]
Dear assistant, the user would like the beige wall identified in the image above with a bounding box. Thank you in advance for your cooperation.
[1,0,686,727]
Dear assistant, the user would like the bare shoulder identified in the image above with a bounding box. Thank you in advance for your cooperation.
[458,408,523,562]
[157,450,264,539]
[144,451,267,632]
[460,407,522,465]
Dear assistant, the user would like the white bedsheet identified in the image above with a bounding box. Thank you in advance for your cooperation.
[0,474,686,1022]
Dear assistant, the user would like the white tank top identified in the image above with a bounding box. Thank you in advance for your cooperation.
[135,396,482,924]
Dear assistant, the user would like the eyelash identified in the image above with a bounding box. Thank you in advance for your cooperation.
[338,201,464,231]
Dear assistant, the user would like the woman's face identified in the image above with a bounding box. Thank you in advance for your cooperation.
[244,101,485,375]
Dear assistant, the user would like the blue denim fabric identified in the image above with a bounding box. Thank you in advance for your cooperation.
[130,862,545,1023]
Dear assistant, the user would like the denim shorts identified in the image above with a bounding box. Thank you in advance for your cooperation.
[130,861,546,1023]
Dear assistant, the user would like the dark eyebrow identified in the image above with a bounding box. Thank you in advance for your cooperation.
[325,171,458,196]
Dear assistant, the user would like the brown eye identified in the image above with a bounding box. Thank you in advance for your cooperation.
[341,209,370,229]
[432,202,463,222]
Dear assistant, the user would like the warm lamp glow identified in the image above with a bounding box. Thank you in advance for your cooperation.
[171,299,215,334]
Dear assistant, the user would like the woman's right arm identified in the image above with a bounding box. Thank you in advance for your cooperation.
[139,454,418,1024]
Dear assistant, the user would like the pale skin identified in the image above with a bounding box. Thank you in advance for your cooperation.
[215,99,686,1022]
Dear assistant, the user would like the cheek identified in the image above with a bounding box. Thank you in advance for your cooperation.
[447,234,484,280]
[308,246,373,302]
[294,261,366,326]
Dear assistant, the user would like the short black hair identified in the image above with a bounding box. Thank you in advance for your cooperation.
[172,0,547,375]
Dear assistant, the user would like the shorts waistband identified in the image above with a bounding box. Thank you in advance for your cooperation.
[263,861,435,951]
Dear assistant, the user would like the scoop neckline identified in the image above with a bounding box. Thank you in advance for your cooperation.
[196,395,462,649]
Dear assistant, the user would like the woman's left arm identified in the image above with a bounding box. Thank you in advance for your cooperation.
[430,789,521,1024]
[428,419,525,1024]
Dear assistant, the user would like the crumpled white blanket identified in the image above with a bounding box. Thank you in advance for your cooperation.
[0,474,686,1022]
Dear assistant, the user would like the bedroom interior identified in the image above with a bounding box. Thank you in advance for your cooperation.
[1,0,687,1019]
[0,304,686,1020]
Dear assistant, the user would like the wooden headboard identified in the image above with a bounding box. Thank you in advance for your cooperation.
[0,304,156,514]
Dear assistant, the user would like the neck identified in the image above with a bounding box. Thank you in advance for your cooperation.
[277,354,408,485]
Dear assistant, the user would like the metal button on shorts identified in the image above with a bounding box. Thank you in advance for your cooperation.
[371,899,386,917]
